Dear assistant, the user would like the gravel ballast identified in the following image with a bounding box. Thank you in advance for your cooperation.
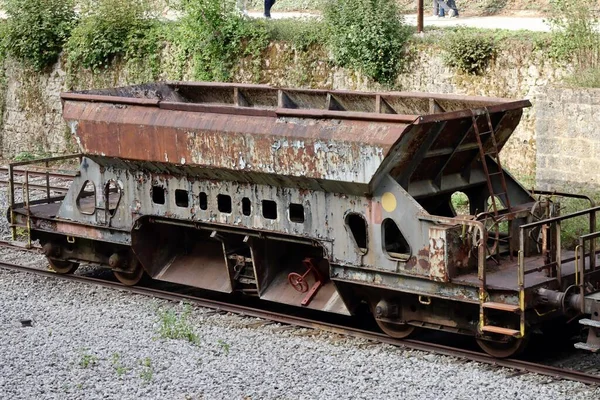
[1,267,599,400]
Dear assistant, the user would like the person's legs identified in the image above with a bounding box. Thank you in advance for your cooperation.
[447,0,458,17]
[435,0,450,17]
[264,0,276,18]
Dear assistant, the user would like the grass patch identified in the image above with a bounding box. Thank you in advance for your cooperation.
[139,357,154,383]
[111,353,130,378]
[12,150,53,165]
[217,339,231,355]
[564,67,600,88]
[156,304,200,345]
[78,350,98,368]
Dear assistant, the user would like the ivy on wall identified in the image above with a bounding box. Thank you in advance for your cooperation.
[2,0,76,71]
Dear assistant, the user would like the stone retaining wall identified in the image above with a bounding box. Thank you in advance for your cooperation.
[535,87,600,193]
[0,41,584,191]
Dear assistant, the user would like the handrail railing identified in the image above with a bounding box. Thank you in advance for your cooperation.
[424,199,600,338]
[520,205,600,230]
[576,231,600,312]
[529,190,595,208]
[518,204,600,320]
[8,154,82,244]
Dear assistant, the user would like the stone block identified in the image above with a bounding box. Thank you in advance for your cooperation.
[536,137,563,154]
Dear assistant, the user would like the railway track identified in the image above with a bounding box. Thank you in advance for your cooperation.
[0,243,598,387]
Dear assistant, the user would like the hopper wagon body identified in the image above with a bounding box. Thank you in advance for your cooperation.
[8,82,600,357]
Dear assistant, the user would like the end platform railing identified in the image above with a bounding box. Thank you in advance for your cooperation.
[518,200,600,327]
[7,154,81,247]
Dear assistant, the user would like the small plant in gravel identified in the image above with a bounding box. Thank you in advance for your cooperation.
[13,152,37,162]
[139,357,154,383]
[79,350,98,368]
[111,352,129,378]
[156,304,200,345]
[217,339,231,355]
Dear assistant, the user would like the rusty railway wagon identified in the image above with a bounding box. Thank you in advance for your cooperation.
[7,82,600,357]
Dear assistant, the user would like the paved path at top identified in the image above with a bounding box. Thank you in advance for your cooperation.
[247,11,551,32]
[0,9,552,32]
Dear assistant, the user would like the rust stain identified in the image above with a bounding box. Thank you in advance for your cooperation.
[63,101,406,185]
[370,200,383,225]
[405,255,417,271]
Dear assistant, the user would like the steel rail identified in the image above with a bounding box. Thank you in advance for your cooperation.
[0,255,598,386]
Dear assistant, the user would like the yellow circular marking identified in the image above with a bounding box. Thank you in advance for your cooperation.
[381,192,397,213]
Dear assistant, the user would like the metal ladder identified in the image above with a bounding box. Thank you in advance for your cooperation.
[472,109,522,339]
[472,109,513,258]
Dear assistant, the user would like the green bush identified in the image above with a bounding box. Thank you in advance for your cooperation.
[267,19,325,51]
[2,0,76,70]
[444,30,495,75]
[324,0,411,85]
[547,0,600,87]
[66,0,161,71]
[175,0,269,81]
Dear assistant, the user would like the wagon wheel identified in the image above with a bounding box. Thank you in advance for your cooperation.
[288,272,309,293]
[113,255,146,286]
[476,335,529,358]
[375,320,416,339]
[370,301,416,339]
[48,258,79,274]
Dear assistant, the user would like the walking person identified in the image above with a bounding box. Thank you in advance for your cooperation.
[264,0,276,18]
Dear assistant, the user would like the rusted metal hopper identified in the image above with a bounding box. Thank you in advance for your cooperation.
[61,82,530,198]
